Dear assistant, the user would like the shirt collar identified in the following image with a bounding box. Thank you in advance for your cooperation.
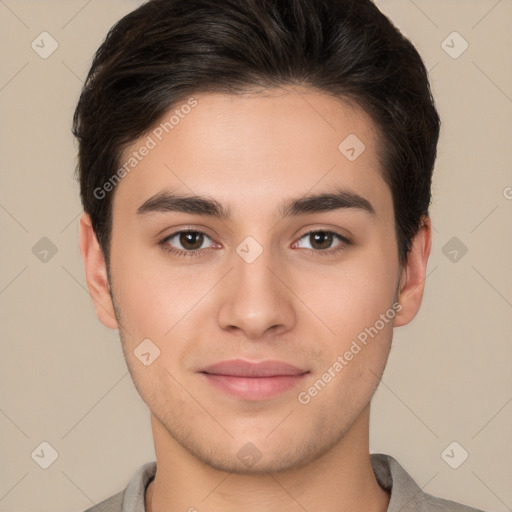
[121,453,423,511]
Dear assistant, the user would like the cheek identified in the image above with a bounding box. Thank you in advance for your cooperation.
[309,250,398,345]
[296,262,396,415]
[110,242,217,340]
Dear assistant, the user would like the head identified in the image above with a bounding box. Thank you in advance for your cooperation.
[75,0,439,474]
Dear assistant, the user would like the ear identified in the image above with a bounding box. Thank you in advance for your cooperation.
[394,216,432,327]
[79,212,118,330]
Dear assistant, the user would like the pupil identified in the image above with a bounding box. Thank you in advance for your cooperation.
[312,232,332,250]
[181,232,203,250]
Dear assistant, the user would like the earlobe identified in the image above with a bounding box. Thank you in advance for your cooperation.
[394,216,432,328]
[79,212,119,330]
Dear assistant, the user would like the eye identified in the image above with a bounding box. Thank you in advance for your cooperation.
[293,230,350,254]
[160,228,351,259]
[161,229,215,258]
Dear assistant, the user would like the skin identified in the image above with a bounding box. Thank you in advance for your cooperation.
[79,86,431,512]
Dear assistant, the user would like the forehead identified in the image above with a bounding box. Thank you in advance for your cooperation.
[112,86,391,220]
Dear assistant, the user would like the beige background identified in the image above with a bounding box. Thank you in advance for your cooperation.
[1,1,511,511]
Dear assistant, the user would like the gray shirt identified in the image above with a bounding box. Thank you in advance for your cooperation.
[82,453,486,511]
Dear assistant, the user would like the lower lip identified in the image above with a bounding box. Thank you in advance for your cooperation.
[201,373,308,400]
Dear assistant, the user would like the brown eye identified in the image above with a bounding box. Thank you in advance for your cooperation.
[162,230,214,257]
[178,231,205,250]
[294,230,350,254]
[309,231,334,250]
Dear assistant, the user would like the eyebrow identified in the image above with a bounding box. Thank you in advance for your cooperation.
[136,186,376,220]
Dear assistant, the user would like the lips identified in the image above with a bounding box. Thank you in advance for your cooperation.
[201,359,307,377]
[199,359,309,400]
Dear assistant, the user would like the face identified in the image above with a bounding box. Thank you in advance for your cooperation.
[81,86,429,474]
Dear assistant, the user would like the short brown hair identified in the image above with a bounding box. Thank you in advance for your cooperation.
[72,0,440,268]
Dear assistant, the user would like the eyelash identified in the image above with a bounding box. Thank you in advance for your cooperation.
[159,229,351,259]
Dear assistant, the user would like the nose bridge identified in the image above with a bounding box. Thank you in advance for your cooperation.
[234,237,276,293]
[216,235,295,338]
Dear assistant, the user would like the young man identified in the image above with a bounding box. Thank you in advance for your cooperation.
[74,0,486,510]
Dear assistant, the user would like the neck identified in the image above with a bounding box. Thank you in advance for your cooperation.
[145,406,390,512]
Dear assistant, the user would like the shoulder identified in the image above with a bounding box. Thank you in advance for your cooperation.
[370,453,488,512]
[416,491,487,512]
[79,460,156,512]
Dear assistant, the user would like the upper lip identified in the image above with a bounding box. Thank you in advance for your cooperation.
[200,359,308,377]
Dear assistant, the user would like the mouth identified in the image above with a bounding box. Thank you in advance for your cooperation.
[199,359,310,400]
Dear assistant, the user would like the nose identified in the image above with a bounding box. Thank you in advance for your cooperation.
[216,242,296,340]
